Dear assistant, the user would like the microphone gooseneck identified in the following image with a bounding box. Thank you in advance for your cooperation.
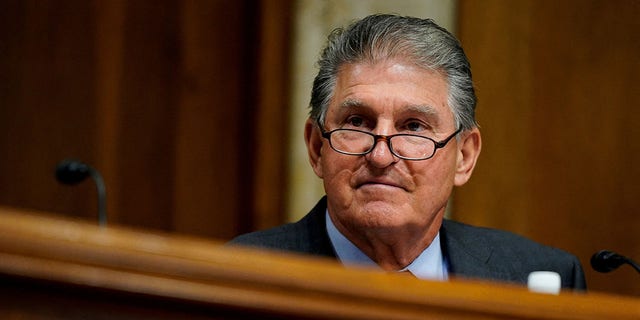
[55,159,107,227]
[590,250,640,274]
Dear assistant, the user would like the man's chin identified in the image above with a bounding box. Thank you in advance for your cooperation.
[354,198,407,218]
[328,188,410,218]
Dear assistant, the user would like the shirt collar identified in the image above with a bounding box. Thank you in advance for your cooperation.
[326,210,448,281]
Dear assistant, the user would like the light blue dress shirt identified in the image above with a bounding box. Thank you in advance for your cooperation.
[326,211,448,281]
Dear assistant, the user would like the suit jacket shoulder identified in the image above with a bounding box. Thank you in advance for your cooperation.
[227,197,336,258]
[441,219,586,289]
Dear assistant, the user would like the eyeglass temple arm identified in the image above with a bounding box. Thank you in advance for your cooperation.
[434,128,462,148]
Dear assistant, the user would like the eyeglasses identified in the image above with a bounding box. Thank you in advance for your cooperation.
[319,125,461,161]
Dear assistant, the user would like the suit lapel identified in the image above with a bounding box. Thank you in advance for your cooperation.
[441,220,516,282]
[300,196,338,258]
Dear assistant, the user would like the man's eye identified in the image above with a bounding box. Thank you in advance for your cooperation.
[406,121,426,132]
[346,116,364,127]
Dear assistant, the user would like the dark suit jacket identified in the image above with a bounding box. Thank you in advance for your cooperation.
[229,197,586,289]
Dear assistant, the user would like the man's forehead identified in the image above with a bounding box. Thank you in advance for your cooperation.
[327,60,453,124]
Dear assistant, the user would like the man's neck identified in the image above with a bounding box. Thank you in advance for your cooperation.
[326,211,443,271]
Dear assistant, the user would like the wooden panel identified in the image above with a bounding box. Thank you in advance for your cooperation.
[0,0,292,239]
[454,0,536,232]
[455,0,640,296]
[173,0,260,238]
[0,206,638,320]
[114,0,181,230]
[0,0,98,217]
[94,0,126,224]
[252,0,294,230]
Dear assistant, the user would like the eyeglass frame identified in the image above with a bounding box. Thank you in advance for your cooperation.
[317,121,462,161]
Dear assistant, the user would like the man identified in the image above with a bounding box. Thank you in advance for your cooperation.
[230,14,586,289]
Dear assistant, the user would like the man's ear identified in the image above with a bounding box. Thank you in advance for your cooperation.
[454,128,482,186]
[304,118,324,178]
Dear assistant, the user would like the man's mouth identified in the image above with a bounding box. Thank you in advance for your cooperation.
[357,178,405,190]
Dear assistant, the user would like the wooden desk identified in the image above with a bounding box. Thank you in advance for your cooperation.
[0,206,638,319]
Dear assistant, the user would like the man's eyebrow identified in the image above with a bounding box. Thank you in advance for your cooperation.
[338,98,366,109]
[337,100,442,123]
[339,100,438,114]
[399,104,444,126]
[399,105,440,121]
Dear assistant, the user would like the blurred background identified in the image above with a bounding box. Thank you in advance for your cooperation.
[1,0,638,296]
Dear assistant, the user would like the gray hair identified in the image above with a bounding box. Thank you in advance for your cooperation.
[310,14,478,131]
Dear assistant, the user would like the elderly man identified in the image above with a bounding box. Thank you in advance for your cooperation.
[230,14,586,289]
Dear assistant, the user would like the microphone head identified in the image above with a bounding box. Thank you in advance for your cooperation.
[591,250,626,273]
[55,159,91,185]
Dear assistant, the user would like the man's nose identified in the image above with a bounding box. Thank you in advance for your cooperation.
[365,137,398,167]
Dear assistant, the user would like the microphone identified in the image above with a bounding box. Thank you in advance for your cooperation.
[55,159,107,226]
[590,250,640,274]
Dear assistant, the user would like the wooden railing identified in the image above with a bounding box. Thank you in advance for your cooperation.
[0,206,638,319]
